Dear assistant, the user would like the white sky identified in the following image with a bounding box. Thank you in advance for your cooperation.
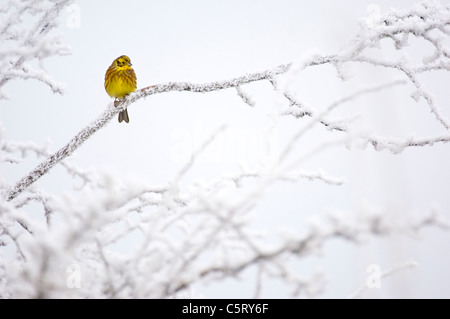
[2,0,450,298]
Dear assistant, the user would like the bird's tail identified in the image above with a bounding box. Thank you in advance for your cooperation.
[118,109,129,123]
[114,98,129,123]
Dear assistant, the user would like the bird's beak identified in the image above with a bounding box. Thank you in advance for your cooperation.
[128,62,132,66]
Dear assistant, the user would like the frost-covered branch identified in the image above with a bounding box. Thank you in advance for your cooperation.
[171,203,444,297]
[6,1,450,201]
[0,0,73,98]
[277,1,450,152]
[3,175,447,298]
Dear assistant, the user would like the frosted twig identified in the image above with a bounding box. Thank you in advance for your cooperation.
[168,206,446,297]
[0,0,73,96]
[279,80,406,163]
[279,169,344,186]
[175,124,228,181]
[236,86,255,107]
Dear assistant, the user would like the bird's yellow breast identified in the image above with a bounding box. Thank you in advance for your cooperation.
[105,67,137,98]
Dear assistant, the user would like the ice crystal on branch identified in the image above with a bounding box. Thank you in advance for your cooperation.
[0,0,73,98]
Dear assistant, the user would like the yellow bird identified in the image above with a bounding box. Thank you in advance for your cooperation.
[104,55,137,123]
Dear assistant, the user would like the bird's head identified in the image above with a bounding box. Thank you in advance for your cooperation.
[114,55,132,68]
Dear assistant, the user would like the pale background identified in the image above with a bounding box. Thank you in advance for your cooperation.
[2,0,450,298]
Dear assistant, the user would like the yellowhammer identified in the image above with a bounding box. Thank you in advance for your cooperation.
[104,55,137,123]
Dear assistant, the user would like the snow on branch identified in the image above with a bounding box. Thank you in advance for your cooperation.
[0,0,73,98]
[170,206,449,298]
[2,176,447,298]
[4,1,449,201]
